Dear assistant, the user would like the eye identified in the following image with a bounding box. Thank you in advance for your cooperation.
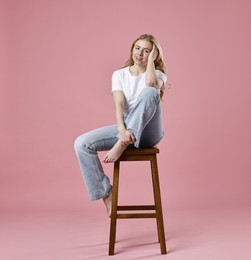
[135,46,140,50]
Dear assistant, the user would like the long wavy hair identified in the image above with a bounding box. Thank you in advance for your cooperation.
[122,34,167,99]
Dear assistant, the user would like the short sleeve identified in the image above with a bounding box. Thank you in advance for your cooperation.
[112,71,123,92]
[156,70,168,91]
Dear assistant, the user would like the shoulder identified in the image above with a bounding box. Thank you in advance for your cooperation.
[112,67,130,83]
[112,67,129,77]
[112,67,129,91]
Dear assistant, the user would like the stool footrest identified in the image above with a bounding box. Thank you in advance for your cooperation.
[117,213,157,219]
[117,205,155,211]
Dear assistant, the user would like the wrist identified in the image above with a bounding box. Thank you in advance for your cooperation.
[147,58,155,68]
[118,125,126,132]
[148,56,155,63]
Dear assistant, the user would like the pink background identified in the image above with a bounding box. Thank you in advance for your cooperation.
[1,0,251,259]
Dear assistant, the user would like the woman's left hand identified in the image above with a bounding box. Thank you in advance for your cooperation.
[148,44,158,62]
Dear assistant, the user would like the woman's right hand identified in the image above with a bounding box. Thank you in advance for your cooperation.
[118,128,135,145]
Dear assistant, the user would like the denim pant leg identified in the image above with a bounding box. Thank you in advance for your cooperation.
[74,125,118,201]
[125,87,164,148]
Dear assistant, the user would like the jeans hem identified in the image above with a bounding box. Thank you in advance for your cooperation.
[89,186,113,201]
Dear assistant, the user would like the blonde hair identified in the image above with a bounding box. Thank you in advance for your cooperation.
[122,34,167,98]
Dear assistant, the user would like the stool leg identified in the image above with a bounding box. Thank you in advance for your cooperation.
[151,155,167,254]
[109,161,120,255]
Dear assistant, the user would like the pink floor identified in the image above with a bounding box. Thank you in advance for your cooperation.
[2,205,251,260]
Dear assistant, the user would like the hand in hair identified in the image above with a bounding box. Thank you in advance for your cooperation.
[148,44,158,62]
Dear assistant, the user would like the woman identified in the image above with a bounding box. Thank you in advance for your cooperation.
[74,34,168,216]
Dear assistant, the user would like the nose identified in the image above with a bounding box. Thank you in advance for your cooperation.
[138,50,143,56]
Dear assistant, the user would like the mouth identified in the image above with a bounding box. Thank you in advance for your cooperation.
[135,55,143,61]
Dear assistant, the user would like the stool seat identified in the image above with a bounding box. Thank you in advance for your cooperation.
[121,147,159,155]
[108,147,167,255]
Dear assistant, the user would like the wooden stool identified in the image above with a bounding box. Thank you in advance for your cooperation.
[108,147,167,255]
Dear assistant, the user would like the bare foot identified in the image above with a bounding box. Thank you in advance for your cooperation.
[103,192,112,217]
[103,140,127,163]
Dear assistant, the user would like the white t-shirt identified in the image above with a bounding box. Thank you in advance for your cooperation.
[112,66,167,116]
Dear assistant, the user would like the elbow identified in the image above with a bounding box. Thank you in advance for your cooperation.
[146,79,159,88]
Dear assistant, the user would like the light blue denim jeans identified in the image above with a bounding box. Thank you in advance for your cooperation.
[74,87,164,201]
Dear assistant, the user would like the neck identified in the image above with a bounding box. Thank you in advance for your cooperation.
[129,64,146,76]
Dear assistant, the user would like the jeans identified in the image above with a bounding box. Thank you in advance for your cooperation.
[74,87,164,201]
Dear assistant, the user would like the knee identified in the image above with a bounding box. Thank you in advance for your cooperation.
[140,87,160,102]
[74,135,88,153]
[74,133,98,154]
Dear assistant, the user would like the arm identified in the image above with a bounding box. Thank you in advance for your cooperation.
[112,90,134,145]
[145,45,164,89]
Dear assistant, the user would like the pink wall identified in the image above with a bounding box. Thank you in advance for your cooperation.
[1,0,251,211]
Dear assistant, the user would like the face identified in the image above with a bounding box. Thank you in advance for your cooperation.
[132,39,153,66]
